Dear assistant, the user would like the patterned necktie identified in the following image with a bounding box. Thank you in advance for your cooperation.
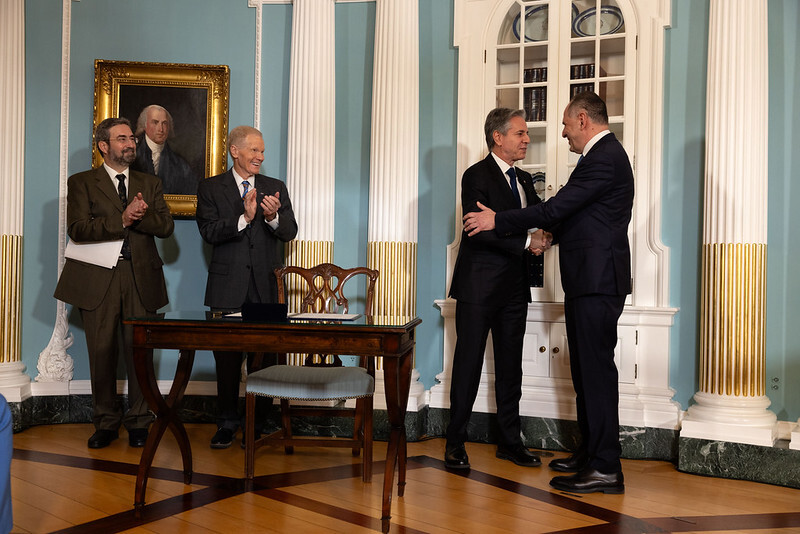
[116,174,131,260]
[241,180,251,200]
[506,167,521,208]
[116,174,128,207]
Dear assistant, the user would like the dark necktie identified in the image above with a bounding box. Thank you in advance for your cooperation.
[577,154,584,165]
[116,174,131,260]
[506,167,521,208]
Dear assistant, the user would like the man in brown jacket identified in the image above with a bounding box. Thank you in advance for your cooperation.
[54,117,174,449]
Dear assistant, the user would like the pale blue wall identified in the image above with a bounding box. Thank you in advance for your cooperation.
[765,0,800,420]
[662,0,709,418]
[20,0,800,421]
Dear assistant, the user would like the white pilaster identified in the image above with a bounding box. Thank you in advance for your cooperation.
[286,0,336,246]
[367,0,424,406]
[0,0,33,401]
[680,0,775,446]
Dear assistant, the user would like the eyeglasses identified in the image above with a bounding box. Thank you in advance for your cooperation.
[112,135,138,144]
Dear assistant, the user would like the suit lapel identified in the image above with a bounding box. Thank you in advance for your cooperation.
[486,155,520,211]
[223,170,246,215]
[94,167,124,212]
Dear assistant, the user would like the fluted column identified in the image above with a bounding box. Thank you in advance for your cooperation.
[680,0,775,446]
[284,0,335,276]
[0,0,33,401]
[367,0,419,323]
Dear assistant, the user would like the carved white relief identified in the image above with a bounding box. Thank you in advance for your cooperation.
[36,304,74,382]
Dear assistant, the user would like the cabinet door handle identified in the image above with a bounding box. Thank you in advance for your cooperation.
[539,346,546,353]
[552,347,560,354]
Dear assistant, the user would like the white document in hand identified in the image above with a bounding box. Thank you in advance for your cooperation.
[65,239,124,269]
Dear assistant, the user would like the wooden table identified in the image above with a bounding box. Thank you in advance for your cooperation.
[126,311,421,533]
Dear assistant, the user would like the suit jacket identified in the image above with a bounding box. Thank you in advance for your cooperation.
[494,133,633,298]
[133,135,200,195]
[54,166,174,311]
[196,169,298,309]
[449,154,541,306]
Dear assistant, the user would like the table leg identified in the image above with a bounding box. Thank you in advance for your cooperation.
[380,348,413,533]
[133,346,195,509]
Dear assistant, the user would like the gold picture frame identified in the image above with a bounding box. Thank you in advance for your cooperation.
[93,59,230,217]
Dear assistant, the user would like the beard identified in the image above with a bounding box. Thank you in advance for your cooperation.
[110,147,136,168]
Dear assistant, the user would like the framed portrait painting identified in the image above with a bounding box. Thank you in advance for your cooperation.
[93,59,230,217]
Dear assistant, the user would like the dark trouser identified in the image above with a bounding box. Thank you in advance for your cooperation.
[446,292,527,448]
[564,293,626,474]
[80,259,152,431]
[214,351,276,430]
[212,268,275,431]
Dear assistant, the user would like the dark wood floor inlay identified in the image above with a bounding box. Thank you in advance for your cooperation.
[12,448,800,533]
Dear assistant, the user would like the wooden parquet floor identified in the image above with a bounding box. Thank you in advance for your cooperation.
[9,423,800,533]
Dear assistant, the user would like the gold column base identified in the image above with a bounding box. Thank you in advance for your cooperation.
[283,240,333,365]
[367,241,417,320]
[1,235,22,364]
[700,243,766,397]
[368,241,417,370]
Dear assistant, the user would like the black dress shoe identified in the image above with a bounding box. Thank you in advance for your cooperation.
[496,444,541,467]
[88,429,118,449]
[550,467,625,494]
[549,450,589,472]
[128,428,148,447]
[210,427,235,449]
[444,443,470,470]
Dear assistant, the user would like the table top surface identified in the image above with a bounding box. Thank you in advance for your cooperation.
[125,311,421,331]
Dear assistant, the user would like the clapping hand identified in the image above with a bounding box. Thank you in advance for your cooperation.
[123,193,148,227]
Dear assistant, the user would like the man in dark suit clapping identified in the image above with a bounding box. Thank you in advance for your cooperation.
[196,125,298,449]
[463,92,634,494]
[445,108,551,471]
[54,117,174,449]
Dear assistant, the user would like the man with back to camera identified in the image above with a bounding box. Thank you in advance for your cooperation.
[445,107,552,471]
[54,117,174,449]
[196,125,298,449]
[463,92,634,494]
[133,104,200,195]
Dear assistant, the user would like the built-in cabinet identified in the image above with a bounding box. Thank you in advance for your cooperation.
[433,0,680,431]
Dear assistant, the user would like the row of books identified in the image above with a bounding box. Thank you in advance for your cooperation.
[570,62,597,97]
[518,63,598,121]
[570,62,596,80]
[523,66,548,83]
[523,87,546,122]
[570,82,595,98]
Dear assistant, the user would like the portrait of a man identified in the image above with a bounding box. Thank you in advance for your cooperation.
[93,60,231,216]
[132,104,201,195]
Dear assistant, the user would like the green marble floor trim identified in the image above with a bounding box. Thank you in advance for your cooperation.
[426,407,679,462]
[7,395,429,442]
[678,437,800,489]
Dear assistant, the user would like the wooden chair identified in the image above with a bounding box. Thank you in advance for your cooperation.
[244,263,379,482]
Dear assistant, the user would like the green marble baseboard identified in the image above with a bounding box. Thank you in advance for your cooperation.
[426,407,679,462]
[678,437,800,489]
[8,395,428,442]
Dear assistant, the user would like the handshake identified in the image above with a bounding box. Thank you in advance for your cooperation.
[529,228,553,256]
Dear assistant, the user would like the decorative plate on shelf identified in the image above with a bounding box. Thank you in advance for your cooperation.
[531,172,546,200]
[513,4,580,42]
[572,5,624,37]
